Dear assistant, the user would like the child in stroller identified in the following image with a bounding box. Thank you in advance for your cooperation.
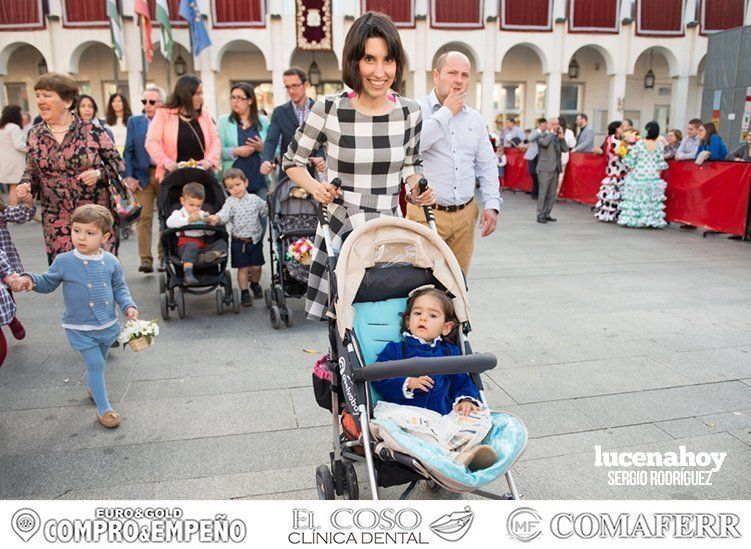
[372,287,498,472]
[166,182,227,286]
[158,167,238,319]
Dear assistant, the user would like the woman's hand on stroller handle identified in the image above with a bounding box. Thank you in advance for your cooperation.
[409,177,436,207]
[312,178,342,205]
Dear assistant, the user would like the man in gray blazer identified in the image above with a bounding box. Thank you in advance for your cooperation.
[574,113,595,153]
[536,117,569,223]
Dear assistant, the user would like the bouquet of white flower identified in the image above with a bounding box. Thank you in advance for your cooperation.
[118,319,160,352]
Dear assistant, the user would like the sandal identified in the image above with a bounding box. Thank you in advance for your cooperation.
[96,410,121,429]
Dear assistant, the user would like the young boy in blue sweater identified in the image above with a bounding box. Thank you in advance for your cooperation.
[372,287,497,471]
[13,205,138,428]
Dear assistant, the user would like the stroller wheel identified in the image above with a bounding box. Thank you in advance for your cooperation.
[281,305,294,327]
[264,288,273,309]
[315,465,336,500]
[175,287,186,319]
[160,292,170,320]
[158,273,167,294]
[231,288,240,314]
[342,462,359,500]
[216,288,225,315]
[270,305,282,329]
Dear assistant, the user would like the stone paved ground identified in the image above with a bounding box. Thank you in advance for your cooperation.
[1,192,750,500]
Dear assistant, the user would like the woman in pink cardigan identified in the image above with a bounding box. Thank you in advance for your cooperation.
[145,74,221,181]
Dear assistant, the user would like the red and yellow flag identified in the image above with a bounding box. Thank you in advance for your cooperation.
[134,0,154,62]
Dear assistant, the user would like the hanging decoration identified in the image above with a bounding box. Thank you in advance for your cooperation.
[296,0,332,51]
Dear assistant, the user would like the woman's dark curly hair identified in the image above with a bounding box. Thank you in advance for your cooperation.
[400,287,459,343]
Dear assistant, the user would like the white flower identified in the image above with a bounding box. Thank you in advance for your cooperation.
[118,319,160,345]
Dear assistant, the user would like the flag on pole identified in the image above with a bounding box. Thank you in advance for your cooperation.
[179,0,212,57]
[133,0,154,62]
[156,0,174,62]
[106,0,125,60]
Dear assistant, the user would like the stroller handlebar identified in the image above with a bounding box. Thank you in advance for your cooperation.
[352,352,497,383]
[161,225,230,239]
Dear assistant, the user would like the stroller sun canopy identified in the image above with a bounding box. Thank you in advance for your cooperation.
[334,217,471,339]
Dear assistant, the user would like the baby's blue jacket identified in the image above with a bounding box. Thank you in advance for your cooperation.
[26,251,136,328]
[372,334,480,415]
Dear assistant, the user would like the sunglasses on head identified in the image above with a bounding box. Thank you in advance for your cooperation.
[141,99,158,106]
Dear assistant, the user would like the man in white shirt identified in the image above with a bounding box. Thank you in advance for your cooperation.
[407,51,501,273]
[502,116,525,148]
[675,118,703,160]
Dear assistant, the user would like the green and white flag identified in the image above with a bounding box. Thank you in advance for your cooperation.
[106,0,125,60]
[156,0,174,62]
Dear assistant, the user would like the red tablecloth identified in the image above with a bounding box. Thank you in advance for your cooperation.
[503,147,751,237]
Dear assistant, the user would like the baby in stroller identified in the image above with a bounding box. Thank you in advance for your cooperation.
[166,182,227,286]
[372,287,498,472]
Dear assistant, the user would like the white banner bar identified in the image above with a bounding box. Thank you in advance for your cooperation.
[0,500,748,548]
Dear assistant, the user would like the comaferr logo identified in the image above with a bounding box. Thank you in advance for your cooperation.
[550,513,741,539]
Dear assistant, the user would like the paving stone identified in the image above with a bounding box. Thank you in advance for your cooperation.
[654,418,718,439]
[37,389,298,453]
[651,348,751,383]
[569,381,751,429]
[697,409,751,431]
[488,356,692,403]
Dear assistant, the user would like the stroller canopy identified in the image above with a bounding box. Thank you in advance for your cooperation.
[157,168,226,218]
[334,217,470,339]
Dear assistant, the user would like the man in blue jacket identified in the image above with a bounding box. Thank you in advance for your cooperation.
[260,67,325,178]
[124,86,165,273]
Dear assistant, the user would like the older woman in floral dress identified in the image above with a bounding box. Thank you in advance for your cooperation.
[20,73,123,264]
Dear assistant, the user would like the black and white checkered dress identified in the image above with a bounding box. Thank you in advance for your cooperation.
[282,92,423,320]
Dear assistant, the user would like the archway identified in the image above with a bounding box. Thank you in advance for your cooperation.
[71,42,127,109]
[1,43,48,114]
[626,48,674,132]
[215,40,271,114]
[497,44,546,131]
[142,41,192,101]
[289,49,341,101]
[566,45,611,134]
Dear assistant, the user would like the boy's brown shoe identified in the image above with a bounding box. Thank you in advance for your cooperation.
[97,410,121,429]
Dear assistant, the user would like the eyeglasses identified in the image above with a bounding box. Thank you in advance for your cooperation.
[141,99,158,106]
[284,83,304,90]
[230,95,249,101]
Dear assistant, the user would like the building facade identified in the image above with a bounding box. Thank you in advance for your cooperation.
[1,0,750,138]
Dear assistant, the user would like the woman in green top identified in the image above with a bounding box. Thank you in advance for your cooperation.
[217,82,270,198]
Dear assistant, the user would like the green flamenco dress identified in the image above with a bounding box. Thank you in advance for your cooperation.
[617,139,668,228]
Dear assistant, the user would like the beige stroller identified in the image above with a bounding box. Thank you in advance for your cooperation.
[314,185,528,500]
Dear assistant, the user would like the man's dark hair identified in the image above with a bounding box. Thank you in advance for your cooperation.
[577,113,588,122]
[688,118,703,129]
[537,117,547,126]
[283,67,308,84]
[341,11,406,95]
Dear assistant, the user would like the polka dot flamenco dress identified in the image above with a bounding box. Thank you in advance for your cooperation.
[593,135,628,222]
[617,140,669,228]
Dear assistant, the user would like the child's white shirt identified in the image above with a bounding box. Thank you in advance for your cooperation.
[166,207,210,237]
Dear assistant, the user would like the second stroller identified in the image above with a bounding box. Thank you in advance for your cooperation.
[157,167,239,319]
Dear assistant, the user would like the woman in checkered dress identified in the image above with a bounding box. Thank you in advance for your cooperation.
[283,12,436,320]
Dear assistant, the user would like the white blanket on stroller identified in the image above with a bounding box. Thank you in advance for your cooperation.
[373,401,492,460]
